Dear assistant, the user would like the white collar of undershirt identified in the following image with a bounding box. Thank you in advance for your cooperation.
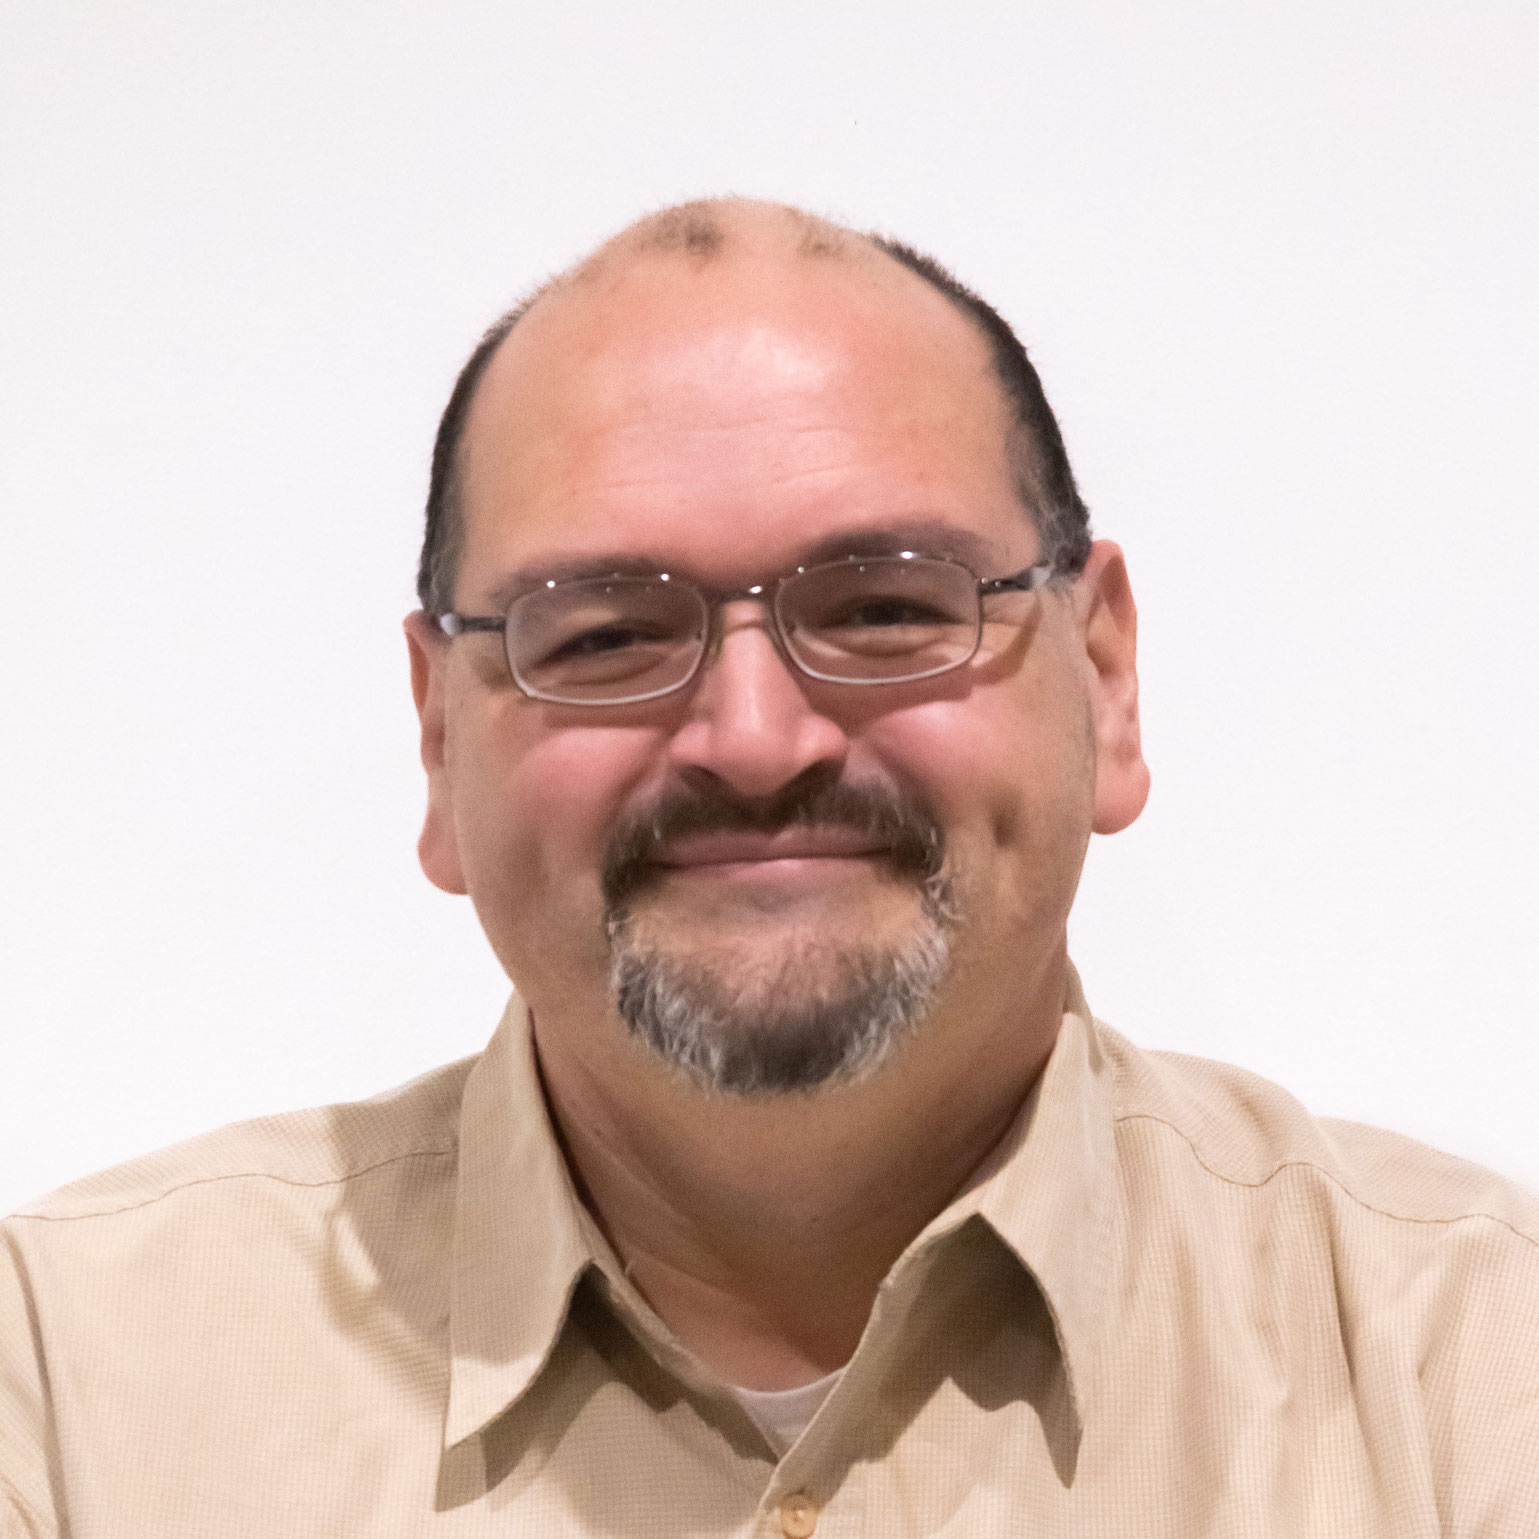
[728,1367,845,1458]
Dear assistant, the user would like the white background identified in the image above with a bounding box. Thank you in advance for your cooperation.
[2,2,1535,1216]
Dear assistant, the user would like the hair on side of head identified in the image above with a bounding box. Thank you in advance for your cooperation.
[417,299,532,615]
[417,207,1091,615]
[866,236,1092,578]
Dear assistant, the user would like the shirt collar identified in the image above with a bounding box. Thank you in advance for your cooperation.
[954,966,1114,1422]
[444,964,1118,1447]
[444,995,595,1449]
[922,961,1118,1428]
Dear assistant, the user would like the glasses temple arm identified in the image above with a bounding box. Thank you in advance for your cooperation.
[977,561,1054,597]
[436,613,508,636]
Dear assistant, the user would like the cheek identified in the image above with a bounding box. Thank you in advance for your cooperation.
[451,711,664,925]
[862,683,1094,904]
[870,684,1089,832]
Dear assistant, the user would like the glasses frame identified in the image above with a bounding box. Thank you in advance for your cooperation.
[435,551,1056,706]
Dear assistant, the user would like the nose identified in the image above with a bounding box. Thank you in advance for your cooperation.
[665,602,849,800]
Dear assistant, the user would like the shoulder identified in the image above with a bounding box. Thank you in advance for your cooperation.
[0,1055,485,1536]
[5,1053,477,1229]
[1093,1018,1539,1249]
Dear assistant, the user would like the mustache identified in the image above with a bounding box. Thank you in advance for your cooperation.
[600,774,948,914]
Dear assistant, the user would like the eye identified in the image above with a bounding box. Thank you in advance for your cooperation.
[546,621,661,660]
[831,596,954,628]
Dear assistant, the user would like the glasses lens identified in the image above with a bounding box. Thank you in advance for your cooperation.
[508,577,707,703]
[779,558,980,682]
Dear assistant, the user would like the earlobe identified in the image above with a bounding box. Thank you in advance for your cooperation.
[1077,542,1151,835]
[404,612,469,895]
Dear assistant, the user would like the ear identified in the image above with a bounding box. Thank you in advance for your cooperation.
[1075,541,1150,835]
[404,611,469,894]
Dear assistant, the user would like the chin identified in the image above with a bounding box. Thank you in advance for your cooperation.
[604,880,959,1097]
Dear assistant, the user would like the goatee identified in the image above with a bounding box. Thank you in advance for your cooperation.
[601,776,958,1096]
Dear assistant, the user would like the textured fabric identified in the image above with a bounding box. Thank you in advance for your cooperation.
[4,971,1539,1537]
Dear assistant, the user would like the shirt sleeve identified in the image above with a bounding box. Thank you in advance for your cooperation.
[0,1226,59,1539]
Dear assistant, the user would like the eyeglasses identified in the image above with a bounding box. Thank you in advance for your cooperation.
[435,552,1054,707]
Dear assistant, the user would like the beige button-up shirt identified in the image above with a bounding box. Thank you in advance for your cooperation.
[4,973,1538,1536]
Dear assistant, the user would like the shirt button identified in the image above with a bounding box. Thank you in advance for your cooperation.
[779,1493,819,1537]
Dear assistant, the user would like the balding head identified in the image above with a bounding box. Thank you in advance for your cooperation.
[416,198,1089,616]
[593,197,858,265]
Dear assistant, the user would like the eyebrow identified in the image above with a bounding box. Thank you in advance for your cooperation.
[792,519,998,570]
[480,553,682,613]
[475,517,1008,612]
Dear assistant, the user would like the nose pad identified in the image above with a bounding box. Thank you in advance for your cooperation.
[694,601,810,711]
[686,596,810,698]
[703,598,788,665]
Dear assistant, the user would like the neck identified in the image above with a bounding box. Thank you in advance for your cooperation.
[533,951,1066,1390]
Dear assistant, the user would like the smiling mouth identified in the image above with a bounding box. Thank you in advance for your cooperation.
[599,777,948,919]
[654,828,891,871]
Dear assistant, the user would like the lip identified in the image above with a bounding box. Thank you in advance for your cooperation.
[654,828,889,869]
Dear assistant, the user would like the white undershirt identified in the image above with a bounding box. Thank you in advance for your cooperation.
[729,1368,845,1457]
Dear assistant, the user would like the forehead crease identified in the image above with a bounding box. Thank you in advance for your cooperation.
[467,345,995,520]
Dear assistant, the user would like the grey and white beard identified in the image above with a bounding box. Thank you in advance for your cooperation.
[607,882,956,1096]
[601,777,959,1096]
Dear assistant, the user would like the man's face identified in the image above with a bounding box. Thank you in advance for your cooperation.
[409,247,1143,1092]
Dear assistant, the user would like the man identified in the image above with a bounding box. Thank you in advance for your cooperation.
[3,199,1536,1536]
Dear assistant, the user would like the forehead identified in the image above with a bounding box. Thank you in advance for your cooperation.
[455,249,1027,595]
